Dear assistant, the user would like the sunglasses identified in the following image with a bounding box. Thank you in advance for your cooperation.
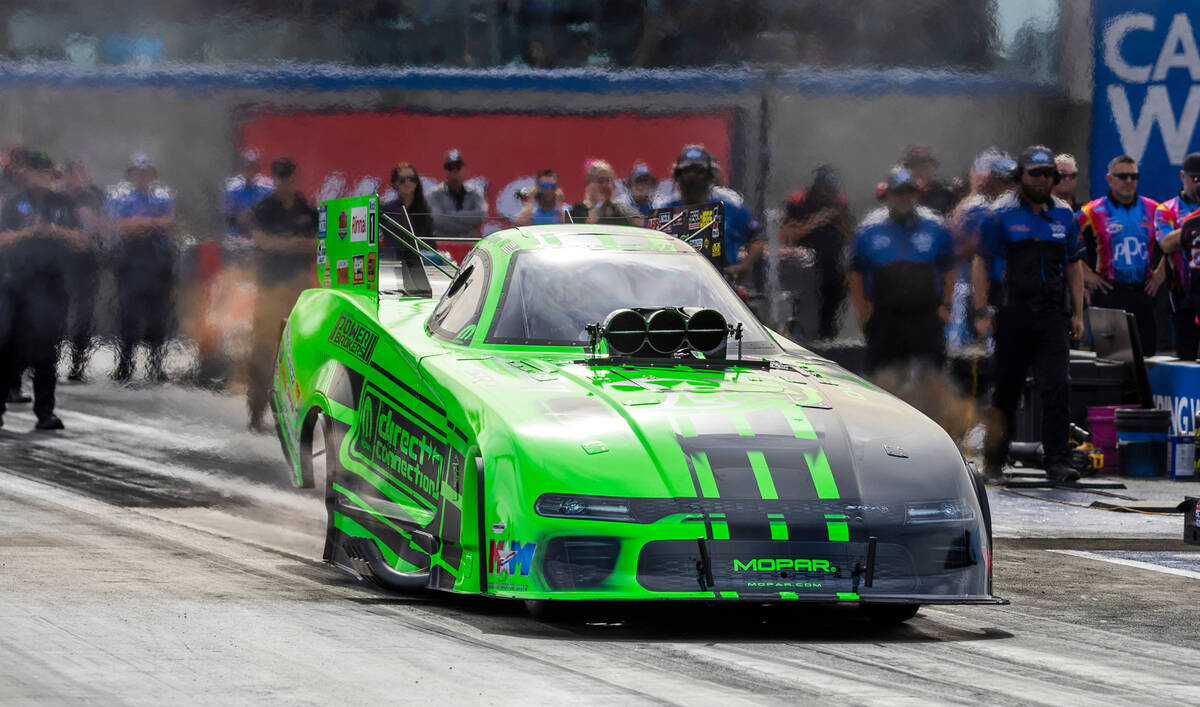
[1026,168,1056,179]
[1059,171,1078,179]
[538,181,557,189]
[1110,172,1139,181]
[394,176,417,184]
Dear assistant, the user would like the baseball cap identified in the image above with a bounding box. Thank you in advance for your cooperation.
[1019,145,1056,172]
[443,148,464,169]
[630,161,656,182]
[675,144,713,172]
[990,156,1017,180]
[784,190,809,221]
[885,166,918,192]
[129,151,154,171]
[238,148,261,168]
[1183,152,1200,175]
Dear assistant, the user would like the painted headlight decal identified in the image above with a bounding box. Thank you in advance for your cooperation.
[535,494,636,522]
[904,499,976,524]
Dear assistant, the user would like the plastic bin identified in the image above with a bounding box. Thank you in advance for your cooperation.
[1088,404,1135,475]
[1115,408,1172,477]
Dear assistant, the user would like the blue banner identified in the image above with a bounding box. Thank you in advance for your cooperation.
[1093,1,1200,203]
[1147,359,1200,433]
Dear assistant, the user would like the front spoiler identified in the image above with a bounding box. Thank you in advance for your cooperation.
[483,589,1009,604]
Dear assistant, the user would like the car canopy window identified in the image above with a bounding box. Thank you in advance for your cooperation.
[430,251,488,341]
[486,248,777,351]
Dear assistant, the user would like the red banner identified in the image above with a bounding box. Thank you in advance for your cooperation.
[237,109,734,228]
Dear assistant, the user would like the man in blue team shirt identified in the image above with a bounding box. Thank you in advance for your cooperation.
[974,145,1086,484]
[662,144,762,278]
[626,162,658,220]
[848,166,955,372]
[221,149,273,254]
[107,152,177,383]
[0,150,86,430]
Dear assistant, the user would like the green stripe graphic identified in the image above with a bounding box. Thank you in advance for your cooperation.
[747,450,778,500]
[805,449,840,499]
[825,520,849,542]
[787,410,818,440]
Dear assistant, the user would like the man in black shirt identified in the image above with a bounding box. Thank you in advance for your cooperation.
[246,157,318,431]
[0,150,86,430]
[903,145,958,216]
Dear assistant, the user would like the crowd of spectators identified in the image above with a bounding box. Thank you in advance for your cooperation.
[5,130,1198,487]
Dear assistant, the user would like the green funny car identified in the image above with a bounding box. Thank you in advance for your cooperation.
[271,195,1003,622]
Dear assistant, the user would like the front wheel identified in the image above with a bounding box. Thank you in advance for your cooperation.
[861,603,920,624]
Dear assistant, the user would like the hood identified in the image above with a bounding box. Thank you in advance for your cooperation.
[425,353,973,511]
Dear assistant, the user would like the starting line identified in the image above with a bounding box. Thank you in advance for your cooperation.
[1047,549,1200,580]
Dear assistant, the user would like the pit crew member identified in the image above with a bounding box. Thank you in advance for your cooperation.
[974,145,1086,483]
[848,166,954,373]
[1076,155,1160,355]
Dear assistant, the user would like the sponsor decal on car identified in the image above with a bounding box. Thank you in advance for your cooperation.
[328,314,379,363]
[367,199,377,246]
[318,204,327,238]
[336,259,349,284]
[351,384,445,505]
[316,240,327,266]
[366,251,377,283]
[350,205,369,243]
[733,558,838,573]
[353,254,365,284]
[337,210,348,241]
[274,321,302,466]
[489,539,536,578]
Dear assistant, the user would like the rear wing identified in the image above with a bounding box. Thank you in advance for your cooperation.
[319,195,459,305]
[318,195,379,307]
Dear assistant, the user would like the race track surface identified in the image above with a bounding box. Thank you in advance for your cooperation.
[1,381,1196,705]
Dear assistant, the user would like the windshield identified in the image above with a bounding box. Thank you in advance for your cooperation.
[486,248,778,352]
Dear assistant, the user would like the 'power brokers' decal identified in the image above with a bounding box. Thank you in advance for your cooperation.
[328,314,379,364]
[350,383,446,508]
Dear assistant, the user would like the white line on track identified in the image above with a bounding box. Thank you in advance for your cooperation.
[1047,549,1200,580]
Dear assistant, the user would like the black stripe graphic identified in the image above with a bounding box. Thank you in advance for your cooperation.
[369,360,447,417]
[677,434,768,540]
[678,435,714,541]
[333,510,430,569]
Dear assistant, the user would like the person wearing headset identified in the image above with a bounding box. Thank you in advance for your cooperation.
[659,145,762,280]
[973,145,1086,484]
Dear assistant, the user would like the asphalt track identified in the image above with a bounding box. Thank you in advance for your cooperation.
[1,380,1197,705]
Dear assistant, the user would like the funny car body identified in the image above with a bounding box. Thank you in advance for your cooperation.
[272,198,1003,623]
